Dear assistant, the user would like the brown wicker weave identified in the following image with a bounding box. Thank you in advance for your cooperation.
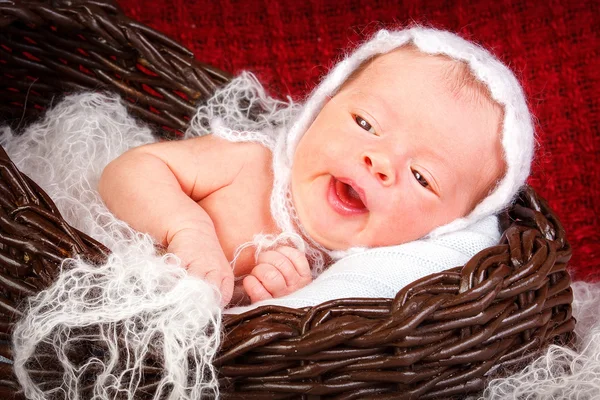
[0,1,575,399]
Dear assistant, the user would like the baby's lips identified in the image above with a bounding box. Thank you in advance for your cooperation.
[335,179,366,210]
[336,177,369,209]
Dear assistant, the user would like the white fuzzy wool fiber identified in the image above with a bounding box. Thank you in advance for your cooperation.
[482,281,600,400]
[186,71,299,152]
[0,92,222,399]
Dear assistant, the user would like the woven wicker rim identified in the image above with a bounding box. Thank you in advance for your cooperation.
[0,1,575,399]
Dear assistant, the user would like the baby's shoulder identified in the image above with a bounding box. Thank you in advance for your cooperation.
[192,134,272,178]
[232,138,272,163]
[232,139,273,179]
[184,134,270,164]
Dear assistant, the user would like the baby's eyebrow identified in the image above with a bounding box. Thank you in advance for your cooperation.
[356,92,395,126]
[422,142,451,168]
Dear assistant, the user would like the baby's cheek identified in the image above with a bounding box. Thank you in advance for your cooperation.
[380,197,441,243]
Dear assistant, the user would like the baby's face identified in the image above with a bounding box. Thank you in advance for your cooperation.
[291,47,505,250]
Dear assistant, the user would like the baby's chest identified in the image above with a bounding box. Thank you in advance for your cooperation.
[198,156,276,275]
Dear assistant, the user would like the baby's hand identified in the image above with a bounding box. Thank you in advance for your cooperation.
[243,246,312,303]
[167,228,234,306]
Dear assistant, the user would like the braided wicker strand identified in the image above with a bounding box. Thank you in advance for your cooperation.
[0,145,109,399]
[0,0,230,139]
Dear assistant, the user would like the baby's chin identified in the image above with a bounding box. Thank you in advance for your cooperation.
[295,211,345,250]
[299,215,379,251]
[307,219,431,251]
[290,178,362,249]
[292,195,374,251]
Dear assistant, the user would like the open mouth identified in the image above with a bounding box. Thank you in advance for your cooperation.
[327,176,368,216]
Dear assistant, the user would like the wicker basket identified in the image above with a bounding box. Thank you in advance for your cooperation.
[0,1,575,399]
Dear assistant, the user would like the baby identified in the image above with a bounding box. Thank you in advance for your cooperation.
[99,28,533,306]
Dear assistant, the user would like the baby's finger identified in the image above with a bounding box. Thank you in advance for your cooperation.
[256,250,297,288]
[243,274,273,303]
[204,268,234,306]
[275,246,311,280]
[251,263,287,297]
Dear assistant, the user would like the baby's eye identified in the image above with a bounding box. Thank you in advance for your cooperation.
[412,169,430,189]
[354,115,377,135]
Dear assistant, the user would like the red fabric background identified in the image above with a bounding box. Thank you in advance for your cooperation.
[117,0,599,281]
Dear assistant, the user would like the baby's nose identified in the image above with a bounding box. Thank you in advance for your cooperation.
[363,153,395,186]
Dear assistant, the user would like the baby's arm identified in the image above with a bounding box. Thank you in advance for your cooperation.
[99,135,249,305]
[243,246,312,303]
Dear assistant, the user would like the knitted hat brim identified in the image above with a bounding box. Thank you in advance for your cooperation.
[283,27,534,239]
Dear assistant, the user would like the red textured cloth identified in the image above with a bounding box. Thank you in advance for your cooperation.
[118,0,599,281]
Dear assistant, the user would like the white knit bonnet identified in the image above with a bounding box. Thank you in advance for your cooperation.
[272,26,535,243]
[191,26,535,271]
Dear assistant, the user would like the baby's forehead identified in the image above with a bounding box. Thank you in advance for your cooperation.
[351,46,496,109]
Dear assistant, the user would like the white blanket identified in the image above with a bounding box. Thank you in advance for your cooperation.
[228,215,500,313]
[1,92,598,399]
